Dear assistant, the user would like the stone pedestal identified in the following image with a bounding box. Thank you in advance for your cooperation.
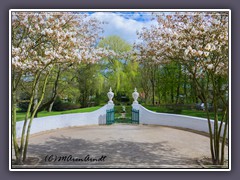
[132,88,140,110]
[107,87,114,110]
[107,103,114,110]
[121,113,126,118]
[132,103,140,110]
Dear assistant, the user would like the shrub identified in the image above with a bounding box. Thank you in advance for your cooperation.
[18,92,31,112]
[52,96,81,111]
[165,104,182,114]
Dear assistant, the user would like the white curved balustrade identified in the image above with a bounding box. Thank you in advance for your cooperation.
[138,105,228,138]
[16,105,107,138]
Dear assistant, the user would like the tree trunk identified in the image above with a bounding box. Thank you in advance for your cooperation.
[175,64,181,104]
[176,84,180,104]
[38,67,61,113]
[48,101,54,112]
[12,87,21,164]
[183,67,187,103]
[151,65,156,106]
[171,85,174,103]
[195,75,216,165]
[158,91,161,105]
[23,70,51,162]
[81,90,87,108]
[31,80,39,118]
[144,89,149,104]
[221,110,228,165]
[152,82,155,106]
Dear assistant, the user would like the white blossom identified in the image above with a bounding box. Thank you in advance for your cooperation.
[205,44,212,51]
[207,64,214,70]
[204,51,210,57]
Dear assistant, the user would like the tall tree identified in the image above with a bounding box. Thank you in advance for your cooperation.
[98,35,136,95]
[11,12,111,164]
[135,12,229,165]
[76,63,104,107]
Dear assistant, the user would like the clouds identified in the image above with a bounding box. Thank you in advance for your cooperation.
[89,12,157,44]
[113,12,153,21]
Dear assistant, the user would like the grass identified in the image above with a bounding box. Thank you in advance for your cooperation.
[16,106,102,121]
[115,118,132,124]
[143,105,223,120]
[16,104,224,122]
[114,105,132,118]
[114,105,133,124]
[113,104,222,122]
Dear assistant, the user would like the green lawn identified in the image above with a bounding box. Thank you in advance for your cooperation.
[114,105,132,119]
[16,104,223,122]
[16,106,102,121]
[113,105,222,121]
[143,105,223,120]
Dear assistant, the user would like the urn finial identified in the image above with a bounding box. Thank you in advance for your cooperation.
[107,87,114,104]
[132,87,139,104]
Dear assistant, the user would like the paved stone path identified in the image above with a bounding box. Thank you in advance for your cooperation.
[12,124,228,169]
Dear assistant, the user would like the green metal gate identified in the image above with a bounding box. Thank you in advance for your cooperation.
[131,108,139,124]
[107,107,139,124]
[106,108,115,125]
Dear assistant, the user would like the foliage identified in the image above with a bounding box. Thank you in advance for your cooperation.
[143,105,223,120]
[76,63,104,107]
[135,12,229,165]
[16,106,102,121]
[11,12,115,164]
[114,105,132,119]
[18,92,31,112]
[98,35,138,94]
[51,96,81,111]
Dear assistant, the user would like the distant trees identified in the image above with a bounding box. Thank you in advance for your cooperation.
[98,35,139,99]
[76,63,104,107]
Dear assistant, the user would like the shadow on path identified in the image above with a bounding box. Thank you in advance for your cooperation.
[15,135,201,169]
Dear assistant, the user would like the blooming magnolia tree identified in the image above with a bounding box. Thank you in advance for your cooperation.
[135,12,229,165]
[11,12,116,164]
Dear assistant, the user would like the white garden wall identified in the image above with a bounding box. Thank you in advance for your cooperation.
[16,105,107,138]
[16,103,228,139]
[137,105,228,138]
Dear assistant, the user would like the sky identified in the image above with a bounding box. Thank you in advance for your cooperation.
[88,12,158,45]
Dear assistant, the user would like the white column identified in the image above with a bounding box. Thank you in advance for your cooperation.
[132,88,140,110]
[107,87,114,110]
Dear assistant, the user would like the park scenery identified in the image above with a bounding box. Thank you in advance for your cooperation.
[10,10,229,170]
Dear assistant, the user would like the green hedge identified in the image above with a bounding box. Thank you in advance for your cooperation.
[52,97,81,111]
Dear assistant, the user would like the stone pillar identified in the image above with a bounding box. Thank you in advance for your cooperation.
[132,88,140,110]
[107,87,114,110]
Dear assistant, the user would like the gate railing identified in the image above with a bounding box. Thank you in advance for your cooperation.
[131,108,139,124]
[106,108,114,125]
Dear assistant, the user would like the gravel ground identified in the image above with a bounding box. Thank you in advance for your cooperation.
[12,124,228,169]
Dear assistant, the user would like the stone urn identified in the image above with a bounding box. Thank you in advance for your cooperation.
[107,87,114,104]
[121,113,126,119]
[121,105,126,119]
[132,88,139,104]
